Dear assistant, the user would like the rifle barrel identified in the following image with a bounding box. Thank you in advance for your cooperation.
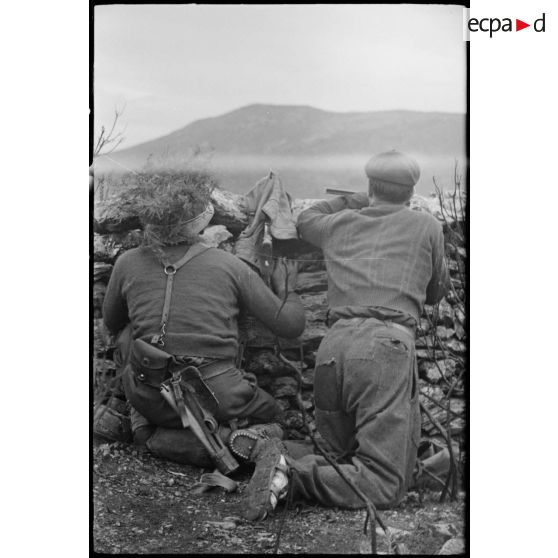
[325,188,356,196]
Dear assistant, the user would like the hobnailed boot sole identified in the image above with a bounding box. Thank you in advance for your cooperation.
[228,423,284,460]
[242,438,289,521]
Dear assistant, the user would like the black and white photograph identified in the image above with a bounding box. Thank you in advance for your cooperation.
[92,3,467,554]
[6,0,558,556]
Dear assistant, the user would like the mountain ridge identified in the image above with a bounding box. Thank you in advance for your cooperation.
[113,104,465,156]
[97,104,466,197]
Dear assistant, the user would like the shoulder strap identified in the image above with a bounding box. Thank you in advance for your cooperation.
[152,244,212,347]
[163,242,211,274]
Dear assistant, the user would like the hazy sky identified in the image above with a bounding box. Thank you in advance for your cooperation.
[95,4,466,148]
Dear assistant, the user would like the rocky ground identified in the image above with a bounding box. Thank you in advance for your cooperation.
[93,182,467,554]
[93,440,466,555]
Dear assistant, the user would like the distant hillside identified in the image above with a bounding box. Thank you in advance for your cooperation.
[95,104,466,198]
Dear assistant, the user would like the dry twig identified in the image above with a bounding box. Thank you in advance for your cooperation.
[94,105,127,157]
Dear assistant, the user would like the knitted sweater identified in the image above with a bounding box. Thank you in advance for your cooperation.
[102,245,305,358]
[297,194,450,324]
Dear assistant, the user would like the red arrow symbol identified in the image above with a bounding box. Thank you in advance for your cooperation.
[516,19,530,31]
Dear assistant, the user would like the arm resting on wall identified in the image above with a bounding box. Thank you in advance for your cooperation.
[297,192,369,248]
[239,265,306,339]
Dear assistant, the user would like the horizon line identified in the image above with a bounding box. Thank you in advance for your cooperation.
[109,103,466,153]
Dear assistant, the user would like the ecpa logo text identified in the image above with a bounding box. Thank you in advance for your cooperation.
[468,13,545,38]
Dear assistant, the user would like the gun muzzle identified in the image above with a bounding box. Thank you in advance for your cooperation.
[325,188,356,196]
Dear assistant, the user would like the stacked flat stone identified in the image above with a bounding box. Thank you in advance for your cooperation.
[93,187,466,444]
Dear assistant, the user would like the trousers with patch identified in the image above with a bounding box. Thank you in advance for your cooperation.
[288,317,420,509]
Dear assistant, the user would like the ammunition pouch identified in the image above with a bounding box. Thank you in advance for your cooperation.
[130,338,173,388]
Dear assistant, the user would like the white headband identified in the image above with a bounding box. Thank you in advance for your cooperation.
[182,203,215,234]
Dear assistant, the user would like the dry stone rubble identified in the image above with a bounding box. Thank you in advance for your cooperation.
[93,187,466,450]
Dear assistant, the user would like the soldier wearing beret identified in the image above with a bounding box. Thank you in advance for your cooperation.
[272,150,450,510]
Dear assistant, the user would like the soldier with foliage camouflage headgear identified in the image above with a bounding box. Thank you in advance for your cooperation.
[102,172,304,519]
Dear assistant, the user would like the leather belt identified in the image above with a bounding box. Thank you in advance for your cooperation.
[329,314,415,340]
[328,306,417,339]
[194,359,236,380]
[386,321,416,340]
[133,358,236,388]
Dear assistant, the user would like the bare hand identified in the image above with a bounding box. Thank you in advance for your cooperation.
[345,192,370,209]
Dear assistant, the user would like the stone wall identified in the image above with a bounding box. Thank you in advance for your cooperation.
[93,187,466,450]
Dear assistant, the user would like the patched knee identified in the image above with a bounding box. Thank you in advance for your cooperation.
[314,360,339,411]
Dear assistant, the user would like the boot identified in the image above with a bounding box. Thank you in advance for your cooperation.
[413,440,460,490]
[93,398,132,443]
[228,424,289,521]
[228,422,284,459]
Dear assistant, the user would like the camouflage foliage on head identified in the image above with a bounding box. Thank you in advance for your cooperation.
[117,170,217,251]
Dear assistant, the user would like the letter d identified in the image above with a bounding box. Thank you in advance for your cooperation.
[534,13,545,32]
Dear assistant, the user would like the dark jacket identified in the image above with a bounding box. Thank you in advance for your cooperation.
[103,244,305,358]
[297,194,449,323]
